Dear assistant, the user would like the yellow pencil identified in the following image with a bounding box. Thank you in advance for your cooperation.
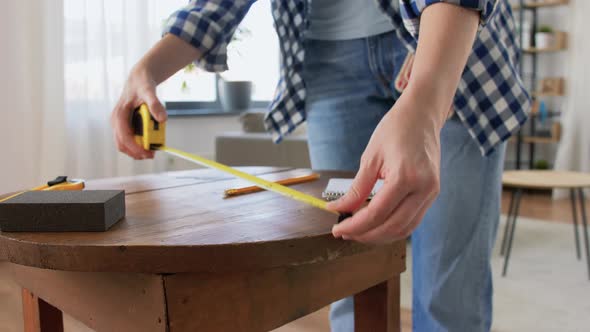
[224,173,320,198]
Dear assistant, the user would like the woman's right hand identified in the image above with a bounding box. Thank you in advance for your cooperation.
[110,34,202,159]
[110,65,168,160]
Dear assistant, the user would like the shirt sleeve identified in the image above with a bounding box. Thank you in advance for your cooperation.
[162,0,256,72]
[399,0,498,37]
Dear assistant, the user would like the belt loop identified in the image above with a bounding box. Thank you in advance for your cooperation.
[366,36,379,81]
[370,32,393,96]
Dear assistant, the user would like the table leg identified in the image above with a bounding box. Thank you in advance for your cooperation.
[22,288,64,332]
[500,189,517,256]
[570,189,582,260]
[354,276,400,332]
[577,189,590,280]
[502,189,523,277]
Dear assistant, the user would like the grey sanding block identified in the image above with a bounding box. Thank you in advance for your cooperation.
[0,190,125,232]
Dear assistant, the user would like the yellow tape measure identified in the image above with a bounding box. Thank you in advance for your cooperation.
[132,104,341,217]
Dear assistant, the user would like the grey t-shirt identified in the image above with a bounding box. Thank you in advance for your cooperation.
[306,0,396,40]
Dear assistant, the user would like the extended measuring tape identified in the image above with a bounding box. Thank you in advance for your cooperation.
[132,104,349,221]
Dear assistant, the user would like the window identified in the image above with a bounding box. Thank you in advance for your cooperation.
[64,0,279,113]
[158,1,279,111]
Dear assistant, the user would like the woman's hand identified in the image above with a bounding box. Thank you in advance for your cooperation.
[110,66,167,160]
[328,3,479,244]
[328,88,446,244]
[110,34,201,160]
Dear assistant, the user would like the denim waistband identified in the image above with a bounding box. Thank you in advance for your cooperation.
[303,30,410,100]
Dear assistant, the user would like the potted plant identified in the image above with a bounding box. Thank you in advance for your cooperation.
[217,76,252,112]
[217,27,253,112]
[180,27,253,112]
[535,25,554,49]
[534,159,550,170]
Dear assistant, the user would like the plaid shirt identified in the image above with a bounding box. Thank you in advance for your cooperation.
[164,0,530,156]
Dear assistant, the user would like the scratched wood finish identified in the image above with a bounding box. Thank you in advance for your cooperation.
[9,242,404,332]
[87,167,293,194]
[163,243,405,332]
[0,168,376,273]
[11,264,167,332]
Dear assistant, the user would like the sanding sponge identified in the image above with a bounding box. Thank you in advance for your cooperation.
[0,190,125,232]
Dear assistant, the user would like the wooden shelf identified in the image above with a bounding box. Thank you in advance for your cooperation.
[532,91,564,97]
[529,111,561,118]
[512,0,569,10]
[508,136,559,144]
[522,136,560,144]
[523,46,566,53]
[511,0,569,169]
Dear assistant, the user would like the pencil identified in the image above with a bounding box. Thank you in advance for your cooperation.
[224,173,320,197]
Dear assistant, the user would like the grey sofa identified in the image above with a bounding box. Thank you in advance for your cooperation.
[215,131,311,168]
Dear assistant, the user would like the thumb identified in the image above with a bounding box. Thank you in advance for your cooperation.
[327,162,378,213]
[143,91,167,123]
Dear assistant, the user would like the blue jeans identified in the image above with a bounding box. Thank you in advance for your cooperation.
[303,31,506,332]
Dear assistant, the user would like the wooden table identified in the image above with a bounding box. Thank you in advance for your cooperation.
[501,170,590,279]
[0,167,406,332]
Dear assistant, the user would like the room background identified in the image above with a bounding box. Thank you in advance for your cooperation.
[0,0,587,194]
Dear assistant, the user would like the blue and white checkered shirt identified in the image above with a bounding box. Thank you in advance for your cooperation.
[164,0,530,156]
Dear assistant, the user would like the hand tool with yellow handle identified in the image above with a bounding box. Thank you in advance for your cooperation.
[131,104,351,221]
[133,104,166,150]
[0,176,85,203]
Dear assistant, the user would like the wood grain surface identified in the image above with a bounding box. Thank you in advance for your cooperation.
[0,168,376,273]
[11,264,167,332]
[164,242,405,332]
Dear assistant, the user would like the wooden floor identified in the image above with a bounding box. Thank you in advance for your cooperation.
[274,307,413,332]
[500,189,587,224]
[0,190,585,332]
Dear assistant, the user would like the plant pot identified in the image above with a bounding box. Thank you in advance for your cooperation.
[519,21,532,49]
[535,32,554,49]
[218,80,252,112]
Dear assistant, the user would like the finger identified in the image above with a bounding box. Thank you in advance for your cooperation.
[114,133,143,160]
[386,175,440,241]
[117,120,150,159]
[395,193,437,237]
[349,192,429,244]
[142,91,167,123]
[332,179,410,237]
[117,130,152,160]
[327,161,379,214]
[113,101,152,159]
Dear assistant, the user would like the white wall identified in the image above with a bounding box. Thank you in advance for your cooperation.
[0,2,241,192]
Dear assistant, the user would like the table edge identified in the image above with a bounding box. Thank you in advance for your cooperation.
[0,233,403,274]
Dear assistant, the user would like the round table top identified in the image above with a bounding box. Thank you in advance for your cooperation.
[502,170,590,189]
[0,167,376,273]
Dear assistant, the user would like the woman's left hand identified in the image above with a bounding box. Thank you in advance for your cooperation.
[328,2,479,244]
[328,88,446,244]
